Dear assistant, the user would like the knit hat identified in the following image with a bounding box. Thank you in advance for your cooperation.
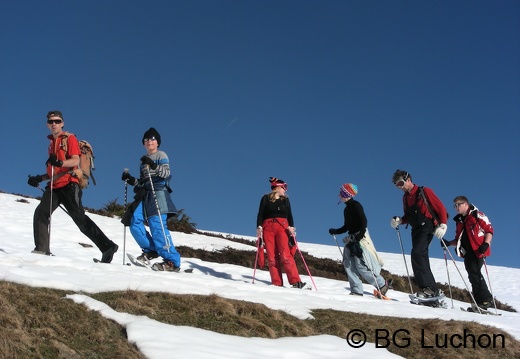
[47,110,63,120]
[269,177,287,190]
[340,183,358,198]
[142,127,161,146]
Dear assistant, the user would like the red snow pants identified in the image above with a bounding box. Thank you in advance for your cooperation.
[261,218,301,286]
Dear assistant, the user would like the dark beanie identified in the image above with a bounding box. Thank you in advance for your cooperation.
[142,127,161,146]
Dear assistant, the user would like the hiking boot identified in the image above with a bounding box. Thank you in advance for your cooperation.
[350,292,363,296]
[136,250,159,264]
[291,281,307,289]
[151,260,180,272]
[416,287,436,298]
[478,301,492,310]
[101,243,119,263]
[31,250,53,256]
[379,280,391,296]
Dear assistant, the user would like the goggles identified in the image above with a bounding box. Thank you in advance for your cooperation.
[394,172,409,188]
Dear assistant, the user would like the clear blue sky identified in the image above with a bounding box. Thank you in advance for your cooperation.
[1,1,519,268]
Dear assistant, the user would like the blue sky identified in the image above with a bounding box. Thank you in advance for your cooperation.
[1,1,519,268]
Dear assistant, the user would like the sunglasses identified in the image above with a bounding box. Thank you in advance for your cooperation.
[143,137,157,142]
[454,202,466,208]
[47,119,63,124]
[394,172,409,188]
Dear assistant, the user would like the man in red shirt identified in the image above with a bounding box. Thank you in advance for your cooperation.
[28,110,118,262]
[390,170,448,298]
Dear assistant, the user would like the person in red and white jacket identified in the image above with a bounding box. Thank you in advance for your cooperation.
[442,196,494,309]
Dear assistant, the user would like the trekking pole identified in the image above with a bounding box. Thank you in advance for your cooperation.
[37,184,68,214]
[122,168,129,265]
[395,227,414,294]
[252,236,262,284]
[482,257,498,314]
[146,165,172,252]
[360,245,382,294]
[442,246,454,309]
[48,166,55,242]
[441,238,481,313]
[293,235,318,291]
[331,234,344,257]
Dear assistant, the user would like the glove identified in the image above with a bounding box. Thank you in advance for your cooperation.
[28,175,43,187]
[46,154,63,167]
[440,239,451,249]
[140,156,157,170]
[390,216,401,229]
[434,223,448,239]
[328,228,337,235]
[478,242,489,254]
[121,172,136,184]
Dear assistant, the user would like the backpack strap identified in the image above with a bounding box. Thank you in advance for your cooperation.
[418,186,440,226]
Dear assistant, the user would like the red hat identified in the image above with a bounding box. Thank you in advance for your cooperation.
[269,177,287,190]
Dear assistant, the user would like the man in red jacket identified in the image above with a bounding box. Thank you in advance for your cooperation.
[390,170,448,298]
[442,196,494,309]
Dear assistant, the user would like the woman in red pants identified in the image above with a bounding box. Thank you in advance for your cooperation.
[256,177,305,289]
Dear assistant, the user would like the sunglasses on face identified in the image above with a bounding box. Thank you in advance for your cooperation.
[454,202,466,208]
[47,119,63,124]
[143,137,157,142]
[394,172,409,188]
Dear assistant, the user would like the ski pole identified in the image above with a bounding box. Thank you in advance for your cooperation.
[360,244,382,295]
[48,166,55,242]
[441,238,481,313]
[442,246,454,309]
[122,168,129,265]
[146,165,172,252]
[331,234,344,257]
[252,236,262,284]
[482,257,498,315]
[293,235,318,291]
[395,227,414,294]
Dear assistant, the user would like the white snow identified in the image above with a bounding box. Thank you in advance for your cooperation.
[1,192,518,358]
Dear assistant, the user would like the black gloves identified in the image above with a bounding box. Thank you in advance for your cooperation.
[28,175,43,187]
[440,239,451,249]
[121,172,136,184]
[478,242,490,254]
[328,228,337,235]
[46,154,63,167]
[140,156,157,170]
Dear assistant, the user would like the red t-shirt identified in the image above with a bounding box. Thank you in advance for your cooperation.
[46,132,81,189]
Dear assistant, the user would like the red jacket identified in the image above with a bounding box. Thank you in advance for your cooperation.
[454,205,493,258]
[401,185,447,226]
[46,132,81,189]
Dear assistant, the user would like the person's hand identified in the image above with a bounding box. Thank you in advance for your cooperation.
[434,223,448,239]
[390,216,401,229]
[478,242,490,254]
[328,228,337,235]
[256,226,263,238]
[140,156,157,170]
[121,172,136,184]
[46,154,63,167]
[440,239,451,248]
[28,175,43,187]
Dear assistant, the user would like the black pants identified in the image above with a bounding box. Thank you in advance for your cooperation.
[33,182,114,254]
[410,220,437,291]
[463,249,492,304]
